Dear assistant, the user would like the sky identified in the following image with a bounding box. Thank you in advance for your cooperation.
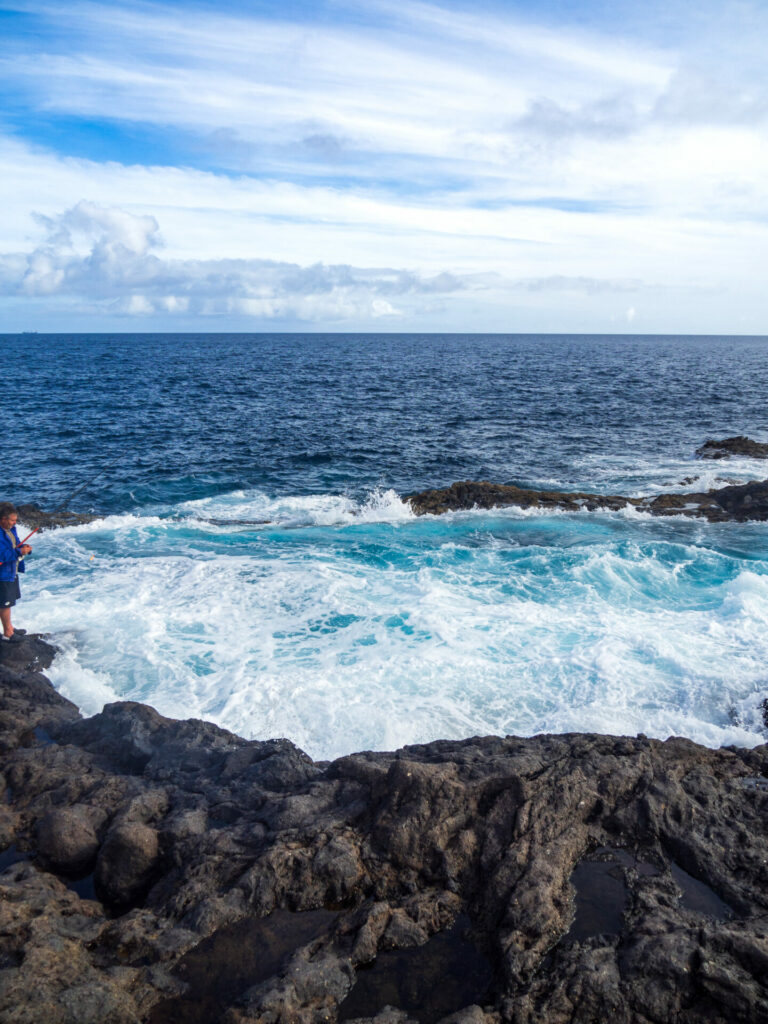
[0,0,767,333]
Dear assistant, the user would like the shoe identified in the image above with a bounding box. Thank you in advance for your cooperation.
[13,629,26,635]
[1,634,24,643]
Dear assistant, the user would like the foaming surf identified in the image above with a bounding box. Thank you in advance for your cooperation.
[572,452,768,498]
[178,486,414,530]
[19,489,768,761]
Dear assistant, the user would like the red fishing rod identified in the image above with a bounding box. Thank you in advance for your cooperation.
[18,467,112,546]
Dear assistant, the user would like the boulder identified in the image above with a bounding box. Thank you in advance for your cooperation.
[36,806,101,873]
[95,822,160,906]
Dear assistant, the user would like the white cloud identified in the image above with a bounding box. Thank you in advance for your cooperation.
[1,0,767,330]
[33,201,160,255]
[364,0,672,87]
[2,200,696,328]
[0,0,674,171]
[0,201,470,322]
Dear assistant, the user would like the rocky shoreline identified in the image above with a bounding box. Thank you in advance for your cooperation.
[406,477,768,522]
[406,476,768,521]
[15,438,768,532]
[406,437,768,520]
[2,639,768,1023]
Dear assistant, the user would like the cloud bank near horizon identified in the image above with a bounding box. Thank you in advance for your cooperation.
[1,200,653,325]
[1,0,766,332]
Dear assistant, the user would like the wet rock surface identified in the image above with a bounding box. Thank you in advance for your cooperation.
[407,477,768,522]
[1,640,768,1023]
[14,503,97,531]
[695,436,768,460]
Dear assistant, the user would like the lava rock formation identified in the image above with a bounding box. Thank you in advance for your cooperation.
[1,639,767,1023]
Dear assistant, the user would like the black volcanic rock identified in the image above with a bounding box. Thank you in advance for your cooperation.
[696,436,768,459]
[1,640,768,1023]
[14,502,97,531]
[406,477,768,522]
[406,481,635,517]
[35,806,101,874]
[95,820,161,906]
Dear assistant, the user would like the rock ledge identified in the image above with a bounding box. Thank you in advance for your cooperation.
[2,640,768,1024]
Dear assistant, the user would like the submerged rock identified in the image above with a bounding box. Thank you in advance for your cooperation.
[696,436,768,459]
[0,640,767,1023]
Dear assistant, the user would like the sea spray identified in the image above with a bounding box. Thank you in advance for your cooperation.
[24,490,768,760]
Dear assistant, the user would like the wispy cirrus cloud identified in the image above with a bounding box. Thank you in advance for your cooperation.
[0,0,767,331]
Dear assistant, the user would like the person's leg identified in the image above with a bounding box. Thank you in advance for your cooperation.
[0,605,12,638]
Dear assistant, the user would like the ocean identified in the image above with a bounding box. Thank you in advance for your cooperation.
[6,332,768,760]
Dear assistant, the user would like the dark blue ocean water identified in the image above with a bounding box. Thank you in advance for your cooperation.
[6,333,768,759]
[8,333,768,512]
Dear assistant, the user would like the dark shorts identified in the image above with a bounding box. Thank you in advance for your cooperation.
[0,579,21,608]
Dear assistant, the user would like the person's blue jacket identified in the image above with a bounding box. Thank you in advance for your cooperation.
[0,525,26,582]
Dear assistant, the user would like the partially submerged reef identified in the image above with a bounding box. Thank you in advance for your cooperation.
[695,436,768,460]
[406,477,768,521]
[2,639,768,1024]
[17,438,768,533]
[14,504,97,531]
[407,437,768,520]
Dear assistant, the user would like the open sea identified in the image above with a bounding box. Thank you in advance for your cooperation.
[6,332,768,760]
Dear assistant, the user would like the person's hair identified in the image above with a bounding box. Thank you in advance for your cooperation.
[0,502,17,520]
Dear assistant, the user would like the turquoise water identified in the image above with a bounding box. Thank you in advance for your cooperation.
[7,333,768,757]
[20,492,768,759]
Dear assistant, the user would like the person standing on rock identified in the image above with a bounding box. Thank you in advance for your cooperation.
[0,502,32,643]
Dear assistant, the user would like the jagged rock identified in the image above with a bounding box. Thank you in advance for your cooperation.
[226,945,356,1024]
[406,481,634,517]
[0,637,79,754]
[0,639,767,1023]
[14,503,97,531]
[406,477,768,522]
[0,862,130,1024]
[345,1012,418,1024]
[696,436,768,459]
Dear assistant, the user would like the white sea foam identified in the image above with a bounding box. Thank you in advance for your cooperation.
[20,492,768,760]
[178,487,414,530]
[572,452,768,498]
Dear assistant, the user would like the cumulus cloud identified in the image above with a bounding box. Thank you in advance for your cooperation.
[32,201,160,254]
[0,202,662,324]
[0,201,475,321]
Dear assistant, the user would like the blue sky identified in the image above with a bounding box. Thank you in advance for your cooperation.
[1,0,766,332]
